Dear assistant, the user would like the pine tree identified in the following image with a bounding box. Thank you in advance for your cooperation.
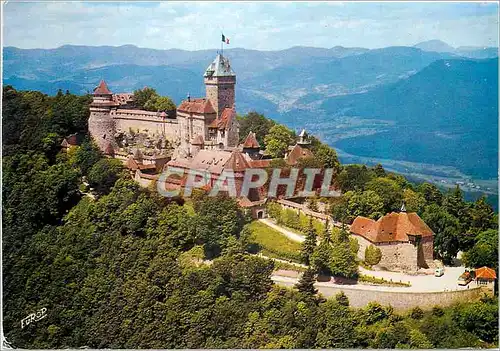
[295,268,317,295]
[301,218,317,265]
[443,185,466,218]
[335,291,349,306]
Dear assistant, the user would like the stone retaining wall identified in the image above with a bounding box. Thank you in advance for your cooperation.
[316,284,487,310]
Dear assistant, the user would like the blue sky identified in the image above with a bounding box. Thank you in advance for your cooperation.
[3,1,499,50]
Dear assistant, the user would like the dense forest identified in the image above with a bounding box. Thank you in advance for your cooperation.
[2,86,498,348]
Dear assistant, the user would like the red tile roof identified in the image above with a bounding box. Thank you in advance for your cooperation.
[238,196,255,208]
[66,134,78,146]
[191,134,205,145]
[93,80,112,95]
[217,107,235,130]
[249,159,272,168]
[178,98,215,114]
[243,131,260,149]
[125,156,157,171]
[351,212,434,243]
[126,156,139,170]
[225,149,251,172]
[167,149,251,175]
[286,144,313,165]
[475,266,497,280]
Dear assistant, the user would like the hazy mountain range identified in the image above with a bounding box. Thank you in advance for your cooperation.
[3,40,499,186]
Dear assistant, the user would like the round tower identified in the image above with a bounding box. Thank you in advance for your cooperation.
[88,80,118,151]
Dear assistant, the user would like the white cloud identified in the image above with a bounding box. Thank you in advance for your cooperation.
[2,1,498,50]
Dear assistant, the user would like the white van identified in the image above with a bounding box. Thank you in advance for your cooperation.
[434,267,444,277]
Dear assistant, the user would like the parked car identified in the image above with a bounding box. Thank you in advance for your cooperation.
[457,271,473,286]
[435,267,444,277]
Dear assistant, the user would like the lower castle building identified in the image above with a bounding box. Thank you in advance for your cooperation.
[350,206,435,272]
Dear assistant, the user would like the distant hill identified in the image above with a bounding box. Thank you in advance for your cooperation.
[3,44,498,183]
[414,40,498,59]
[415,39,456,53]
[3,44,461,112]
[3,44,368,82]
[255,47,457,112]
[321,58,499,179]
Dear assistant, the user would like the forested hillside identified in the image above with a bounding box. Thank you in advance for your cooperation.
[317,58,499,180]
[2,87,498,349]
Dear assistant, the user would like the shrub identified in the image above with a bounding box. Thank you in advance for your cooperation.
[87,158,125,195]
[267,201,282,221]
[359,274,411,287]
[410,306,424,320]
[349,237,360,255]
[364,244,382,266]
[432,306,444,317]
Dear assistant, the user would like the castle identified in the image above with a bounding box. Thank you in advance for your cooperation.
[88,53,287,217]
[89,53,239,163]
[86,53,438,270]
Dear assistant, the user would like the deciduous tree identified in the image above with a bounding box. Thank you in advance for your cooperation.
[264,124,295,158]
[330,229,358,279]
[364,245,382,266]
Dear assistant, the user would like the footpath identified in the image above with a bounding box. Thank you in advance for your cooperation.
[258,218,305,243]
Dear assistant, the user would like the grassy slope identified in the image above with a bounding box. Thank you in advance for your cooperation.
[247,221,302,262]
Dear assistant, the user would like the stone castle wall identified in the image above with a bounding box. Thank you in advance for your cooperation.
[422,236,434,263]
[176,111,208,156]
[378,241,418,271]
[111,109,180,142]
[225,117,239,147]
[352,234,420,271]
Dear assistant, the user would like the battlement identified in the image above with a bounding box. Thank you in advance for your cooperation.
[111,108,177,124]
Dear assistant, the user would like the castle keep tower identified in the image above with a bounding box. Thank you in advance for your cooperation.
[204,54,236,117]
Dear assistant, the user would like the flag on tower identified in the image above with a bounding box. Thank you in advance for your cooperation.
[221,34,229,44]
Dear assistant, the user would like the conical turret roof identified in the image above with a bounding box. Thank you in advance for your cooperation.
[242,131,260,149]
[93,80,112,95]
